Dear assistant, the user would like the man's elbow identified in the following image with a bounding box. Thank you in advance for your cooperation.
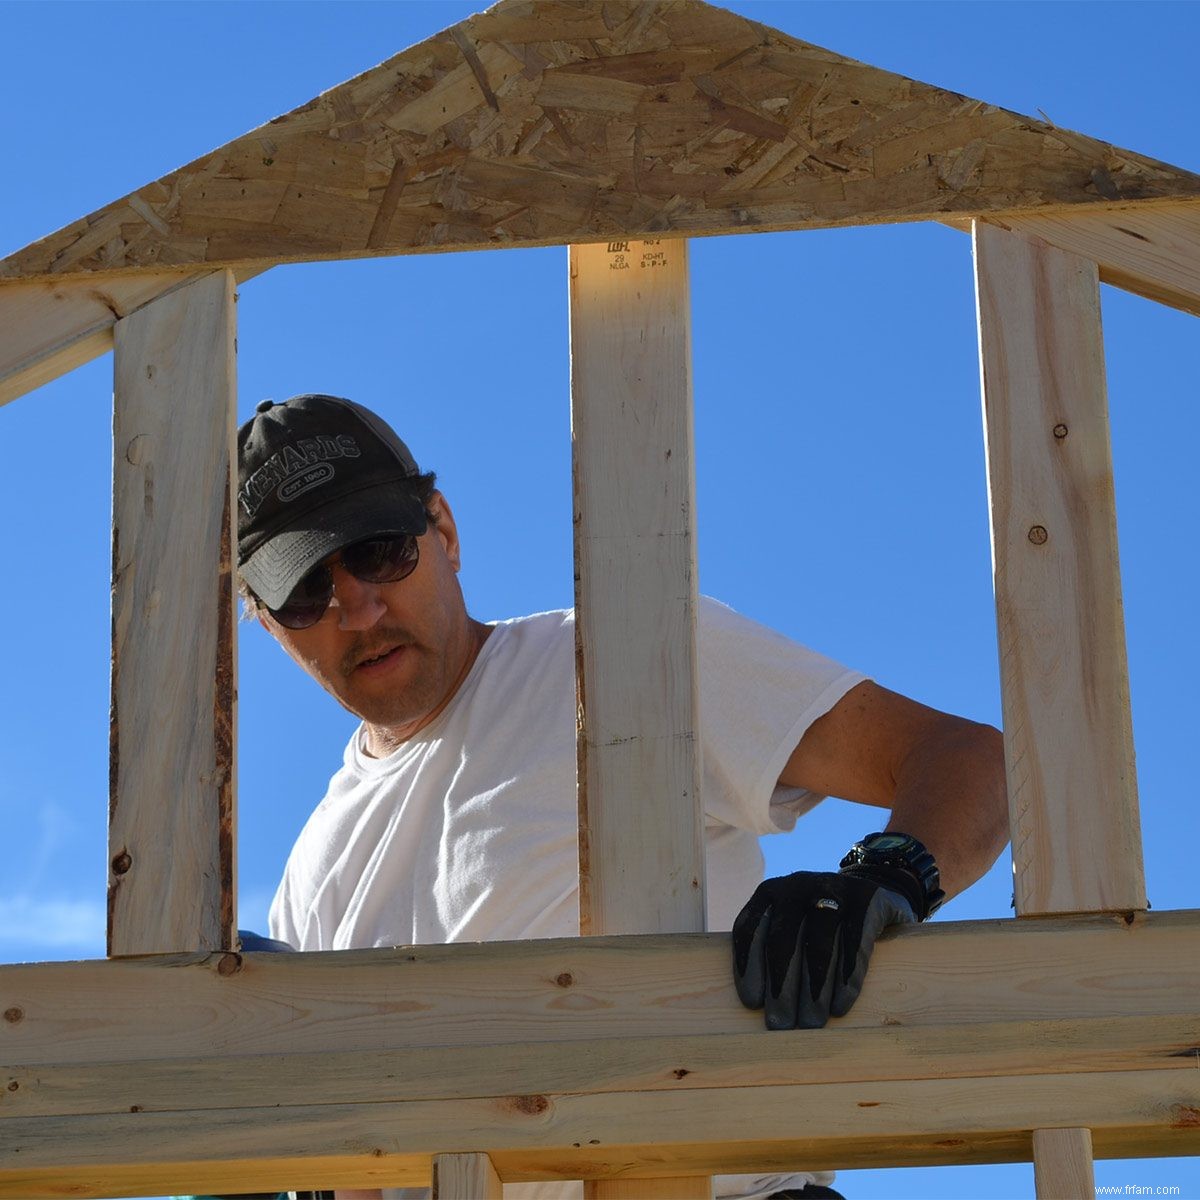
[958,717,1010,872]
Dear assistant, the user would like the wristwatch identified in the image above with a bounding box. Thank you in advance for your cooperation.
[839,831,946,919]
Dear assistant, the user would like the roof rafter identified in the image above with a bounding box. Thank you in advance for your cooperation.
[4,0,1199,282]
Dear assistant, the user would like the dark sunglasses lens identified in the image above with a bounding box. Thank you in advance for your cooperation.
[269,567,333,630]
[341,536,419,584]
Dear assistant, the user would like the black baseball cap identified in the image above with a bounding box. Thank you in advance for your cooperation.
[237,394,428,609]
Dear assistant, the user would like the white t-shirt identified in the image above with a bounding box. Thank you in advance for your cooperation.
[270,597,865,1199]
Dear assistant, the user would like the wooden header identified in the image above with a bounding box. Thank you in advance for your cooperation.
[4,0,1200,281]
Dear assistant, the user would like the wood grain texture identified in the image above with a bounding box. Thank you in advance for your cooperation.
[7,1012,1197,1120]
[571,236,705,1200]
[0,271,221,407]
[1,1068,1197,1197]
[1033,1127,1096,1200]
[4,0,1199,281]
[434,1152,503,1199]
[108,271,238,955]
[2,914,1196,1194]
[947,202,1200,318]
[570,238,704,938]
[1,913,1195,1069]
[973,221,1146,917]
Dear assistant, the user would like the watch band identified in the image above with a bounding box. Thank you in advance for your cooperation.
[839,831,946,920]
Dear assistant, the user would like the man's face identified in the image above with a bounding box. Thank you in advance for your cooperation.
[258,494,476,740]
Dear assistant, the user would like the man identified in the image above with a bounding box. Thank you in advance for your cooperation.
[238,394,1008,1200]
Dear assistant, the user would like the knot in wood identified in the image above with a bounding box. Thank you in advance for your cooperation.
[217,953,243,977]
[3,1007,23,1024]
[1027,525,1048,545]
[554,972,574,988]
[111,851,133,876]
[509,1094,550,1115]
[7,1080,18,1091]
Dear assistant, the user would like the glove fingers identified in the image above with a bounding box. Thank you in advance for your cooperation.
[731,896,772,1009]
[830,934,867,1018]
[796,912,842,1029]
[831,889,916,1018]
[763,911,804,1030]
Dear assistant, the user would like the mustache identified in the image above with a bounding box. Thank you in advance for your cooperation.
[340,628,417,674]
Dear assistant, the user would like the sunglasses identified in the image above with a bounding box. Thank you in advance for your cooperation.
[266,534,420,629]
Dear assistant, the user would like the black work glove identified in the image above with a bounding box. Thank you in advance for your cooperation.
[731,864,923,1030]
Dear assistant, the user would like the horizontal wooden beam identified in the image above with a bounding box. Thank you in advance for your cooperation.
[0,267,265,408]
[0,913,1197,1197]
[944,203,1200,317]
[7,1011,1196,1119]
[4,0,1198,281]
[1,1068,1197,1197]
[3,912,1196,1066]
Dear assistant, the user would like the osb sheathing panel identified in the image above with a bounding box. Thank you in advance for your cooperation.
[5,0,1200,280]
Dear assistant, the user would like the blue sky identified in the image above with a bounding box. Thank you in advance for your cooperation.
[1,2,1197,1198]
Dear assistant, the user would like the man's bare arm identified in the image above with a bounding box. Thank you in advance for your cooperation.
[779,679,1009,897]
[732,679,1008,1029]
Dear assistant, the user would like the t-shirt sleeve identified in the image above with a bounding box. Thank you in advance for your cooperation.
[698,596,868,836]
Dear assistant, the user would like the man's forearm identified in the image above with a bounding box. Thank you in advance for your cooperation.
[885,717,1009,902]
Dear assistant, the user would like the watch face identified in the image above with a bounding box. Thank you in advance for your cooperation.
[867,833,910,851]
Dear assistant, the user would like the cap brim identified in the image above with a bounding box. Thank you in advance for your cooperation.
[241,487,428,610]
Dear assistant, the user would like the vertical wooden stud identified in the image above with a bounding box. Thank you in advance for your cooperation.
[1032,1128,1095,1200]
[571,238,710,1200]
[569,237,706,938]
[974,221,1147,918]
[109,270,238,956]
[975,220,1145,1196]
[433,1152,503,1200]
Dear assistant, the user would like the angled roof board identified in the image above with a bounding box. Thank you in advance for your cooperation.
[4,0,1200,282]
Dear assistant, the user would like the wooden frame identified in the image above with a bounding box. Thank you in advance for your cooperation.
[2,1,1198,1196]
[974,222,1144,917]
[108,271,239,956]
[570,237,705,940]
[2,914,1197,1194]
[571,236,709,1199]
